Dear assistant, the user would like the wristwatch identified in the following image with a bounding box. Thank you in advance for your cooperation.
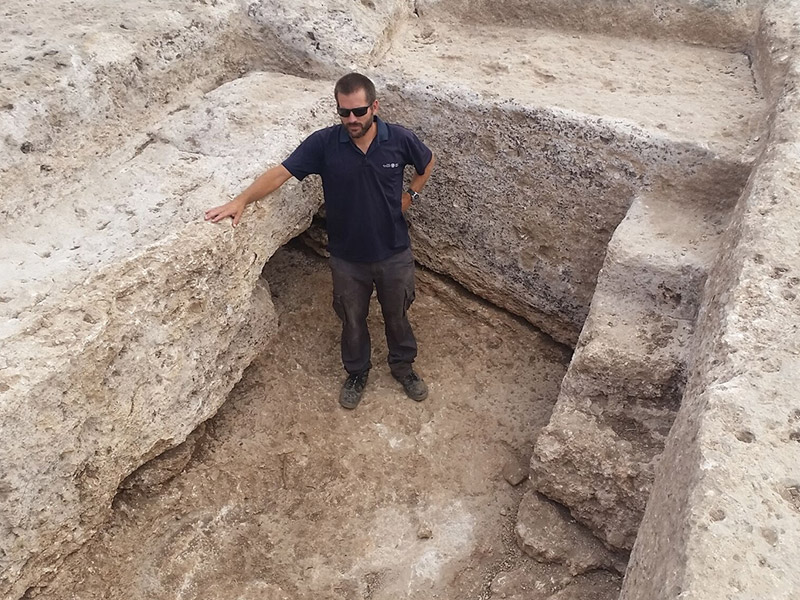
[406,188,420,203]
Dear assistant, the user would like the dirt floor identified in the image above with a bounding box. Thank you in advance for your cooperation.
[30,243,622,600]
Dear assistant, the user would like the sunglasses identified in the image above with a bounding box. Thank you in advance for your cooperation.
[337,105,371,118]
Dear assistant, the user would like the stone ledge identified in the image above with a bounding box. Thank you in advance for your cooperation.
[0,73,332,598]
[417,0,762,50]
[620,2,800,596]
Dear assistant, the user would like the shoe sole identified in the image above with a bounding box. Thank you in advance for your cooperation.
[407,390,427,402]
[339,397,362,409]
[393,375,428,402]
[339,390,365,409]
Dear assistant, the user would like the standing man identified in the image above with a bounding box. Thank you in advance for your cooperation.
[204,73,435,410]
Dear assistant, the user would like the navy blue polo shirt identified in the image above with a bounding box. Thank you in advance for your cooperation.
[282,116,432,263]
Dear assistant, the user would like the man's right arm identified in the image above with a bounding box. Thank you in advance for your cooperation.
[204,164,293,227]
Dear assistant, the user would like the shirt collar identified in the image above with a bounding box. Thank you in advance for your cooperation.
[338,116,389,143]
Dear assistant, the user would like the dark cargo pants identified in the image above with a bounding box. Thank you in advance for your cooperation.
[330,248,417,378]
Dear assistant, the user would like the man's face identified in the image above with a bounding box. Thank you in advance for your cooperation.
[337,89,378,140]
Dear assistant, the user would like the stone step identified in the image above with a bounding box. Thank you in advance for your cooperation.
[515,490,627,576]
[531,298,693,549]
[530,180,733,549]
[597,192,733,321]
[568,294,692,412]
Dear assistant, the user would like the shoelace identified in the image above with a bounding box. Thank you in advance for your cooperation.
[347,374,367,388]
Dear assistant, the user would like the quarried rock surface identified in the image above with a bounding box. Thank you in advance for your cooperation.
[417,0,763,49]
[0,72,332,599]
[244,0,414,77]
[531,177,745,549]
[620,4,800,595]
[378,17,763,345]
[27,247,574,600]
[2,0,798,597]
[515,491,626,575]
[0,0,269,222]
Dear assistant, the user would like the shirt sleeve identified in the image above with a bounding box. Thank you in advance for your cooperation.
[282,130,325,181]
[403,129,433,176]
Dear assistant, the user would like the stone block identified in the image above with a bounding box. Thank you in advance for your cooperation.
[515,491,626,575]
[0,73,332,598]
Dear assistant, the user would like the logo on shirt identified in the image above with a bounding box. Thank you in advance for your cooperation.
[382,162,400,168]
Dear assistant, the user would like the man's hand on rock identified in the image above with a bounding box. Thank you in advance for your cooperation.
[204,197,246,227]
[204,165,293,227]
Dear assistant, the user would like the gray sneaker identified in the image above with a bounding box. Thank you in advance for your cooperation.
[395,370,428,402]
[339,370,369,409]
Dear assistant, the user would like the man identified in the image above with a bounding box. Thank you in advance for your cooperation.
[204,72,435,410]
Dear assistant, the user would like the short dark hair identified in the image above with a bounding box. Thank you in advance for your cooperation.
[334,72,376,105]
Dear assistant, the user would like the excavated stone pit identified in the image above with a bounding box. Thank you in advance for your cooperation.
[2,1,800,599]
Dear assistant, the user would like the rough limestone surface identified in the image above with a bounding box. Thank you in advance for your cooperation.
[0,0,410,209]
[515,491,626,575]
[530,181,743,549]
[118,423,208,493]
[417,0,763,49]
[243,0,414,77]
[503,457,529,486]
[2,0,797,597]
[1,0,422,592]
[0,0,269,222]
[28,248,576,600]
[620,2,800,598]
[0,71,333,598]
[377,17,763,345]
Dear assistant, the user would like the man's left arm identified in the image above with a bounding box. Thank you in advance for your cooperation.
[402,154,435,212]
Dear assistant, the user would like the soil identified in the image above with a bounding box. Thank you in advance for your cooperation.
[31,243,606,600]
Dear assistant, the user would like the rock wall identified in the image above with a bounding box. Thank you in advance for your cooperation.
[0,71,333,598]
[383,82,752,346]
[620,1,800,597]
[2,0,422,591]
[417,0,764,49]
[529,173,747,549]
[1,0,264,222]
[0,1,424,595]
[244,0,414,77]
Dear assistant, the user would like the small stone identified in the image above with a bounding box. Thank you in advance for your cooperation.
[417,524,432,539]
[503,459,528,486]
[515,491,625,575]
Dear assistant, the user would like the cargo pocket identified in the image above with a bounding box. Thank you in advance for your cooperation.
[403,285,416,316]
